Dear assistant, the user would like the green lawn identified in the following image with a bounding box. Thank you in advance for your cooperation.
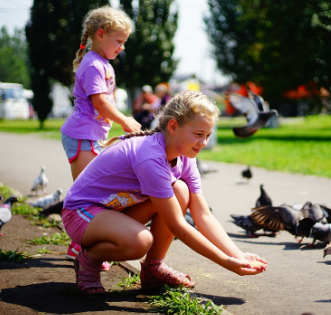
[1,115,330,178]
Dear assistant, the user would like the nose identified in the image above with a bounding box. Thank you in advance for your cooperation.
[199,137,208,147]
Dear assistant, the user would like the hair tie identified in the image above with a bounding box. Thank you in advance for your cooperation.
[80,44,86,50]
[119,135,125,140]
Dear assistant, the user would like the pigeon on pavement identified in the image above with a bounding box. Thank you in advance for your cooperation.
[231,214,265,237]
[39,200,64,217]
[242,166,252,181]
[30,188,63,209]
[251,202,328,241]
[255,184,272,207]
[309,223,331,248]
[227,90,278,138]
[0,196,18,236]
[196,159,218,176]
[31,166,49,195]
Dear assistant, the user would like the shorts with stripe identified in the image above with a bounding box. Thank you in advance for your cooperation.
[62,206,106,247]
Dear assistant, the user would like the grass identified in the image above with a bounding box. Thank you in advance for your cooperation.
[26,231,71,246]
[0,115,331,177]
[0,249,32,262]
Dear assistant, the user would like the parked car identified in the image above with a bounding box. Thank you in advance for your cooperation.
[0,82,30,120]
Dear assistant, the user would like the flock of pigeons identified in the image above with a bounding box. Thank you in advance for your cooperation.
[0,166,64,236]
[231,177,331,258]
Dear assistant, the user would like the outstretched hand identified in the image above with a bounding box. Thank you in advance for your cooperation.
[227,252,268,276]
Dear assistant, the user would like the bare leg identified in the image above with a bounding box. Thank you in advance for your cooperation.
[70,150,96,181]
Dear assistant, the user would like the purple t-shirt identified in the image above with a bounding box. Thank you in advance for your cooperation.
[64,132,202,211]
[60,51,116,141]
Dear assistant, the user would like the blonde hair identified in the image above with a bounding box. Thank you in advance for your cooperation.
[73,6,132,72]
[101,90,220,147]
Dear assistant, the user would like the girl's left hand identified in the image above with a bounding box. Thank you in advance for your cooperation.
[234,252,268,271]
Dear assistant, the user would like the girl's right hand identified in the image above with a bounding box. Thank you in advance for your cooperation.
[122,117,141,133]
[226,256,267,276]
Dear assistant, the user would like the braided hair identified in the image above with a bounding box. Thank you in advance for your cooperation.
[73,6,132,72]
[100,90,220,148]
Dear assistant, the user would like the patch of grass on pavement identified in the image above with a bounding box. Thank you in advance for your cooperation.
[0,249,32,262]
[145,285,225,314]
[26,231,71,246]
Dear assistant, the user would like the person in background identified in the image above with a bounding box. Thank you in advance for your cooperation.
[62,90,267,295]
[133,85,160,129]
[60,6,141,268]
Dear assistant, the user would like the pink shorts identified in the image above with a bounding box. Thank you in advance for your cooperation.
[62,206,106,247]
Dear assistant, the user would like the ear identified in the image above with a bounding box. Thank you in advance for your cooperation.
[167,118,178,136]
[96,29,105,41]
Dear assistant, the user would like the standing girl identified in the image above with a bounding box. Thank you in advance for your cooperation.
[60,6,141,263]
[62,90,267,295]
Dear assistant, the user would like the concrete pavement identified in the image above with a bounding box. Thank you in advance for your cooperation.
[1,131,331,315]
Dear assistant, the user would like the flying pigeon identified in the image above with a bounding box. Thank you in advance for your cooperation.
[323,243,331,258]
[31,166,49,195]
[0,196,18,236]
[30,188,63,209]
[39,200,64,217]
[227,90,278,138]
[196,159,218,176]
[251,202,328,241]
[242,166,252,181]
[255,184,272,207]
[309,222,331,248]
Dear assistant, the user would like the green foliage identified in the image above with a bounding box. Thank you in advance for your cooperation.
[12,203,40,216]
[26,231,71,246]
[0,183,14,199]
[28,215,61,228]
[205,0,331,103]
[113,0,178,104]
[0,249,30,262]
[145,285,224,314]
[25,0,109,126]
[0,27,31,88]
[116,272,140,289]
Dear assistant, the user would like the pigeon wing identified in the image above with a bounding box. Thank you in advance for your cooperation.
[231,214,263,233]
[228,92,259,123]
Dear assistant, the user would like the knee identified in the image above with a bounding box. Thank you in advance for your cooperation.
[127,229,154,259]
[173,180,190,212]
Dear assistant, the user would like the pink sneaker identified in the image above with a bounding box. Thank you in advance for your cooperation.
[101,261,111,271]
[66,243,82,260]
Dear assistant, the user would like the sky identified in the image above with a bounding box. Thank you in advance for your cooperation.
[0,0,230,85]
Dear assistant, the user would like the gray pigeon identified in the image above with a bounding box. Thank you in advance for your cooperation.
[31,166,49,195]
[231,214,265,237]
[251,202,327,239]
[0,196,18,236]
[256,184,272,207]
[309,223,331,247]
[228,90,278,138]
[30,188,63,209]
[196,159,218,176]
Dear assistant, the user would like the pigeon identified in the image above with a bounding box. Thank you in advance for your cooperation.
[227,90,278,138]
[242,166,252,181]
[0,196,18,236]
[196,159,218,176]
[309,223,331,247]
[255,184,272,207]
[251,202,328,241]
[231,214,265,237]
[30,188,63,209]
[323,243,331,258]
[31,166,49,195]
[39,200,64,217]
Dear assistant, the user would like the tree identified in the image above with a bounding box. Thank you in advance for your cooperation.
[112,0,178,107]
[25,0,108,128]
[0,27,30,88]
[205,0,331,105]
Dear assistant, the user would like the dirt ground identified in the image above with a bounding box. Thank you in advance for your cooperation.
[0,213,161,315]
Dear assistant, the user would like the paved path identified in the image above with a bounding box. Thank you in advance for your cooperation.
[1,131,331,315]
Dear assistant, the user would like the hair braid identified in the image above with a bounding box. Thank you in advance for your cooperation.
[99,127,162,148]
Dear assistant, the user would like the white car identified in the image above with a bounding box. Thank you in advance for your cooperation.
[0,82,30,120]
